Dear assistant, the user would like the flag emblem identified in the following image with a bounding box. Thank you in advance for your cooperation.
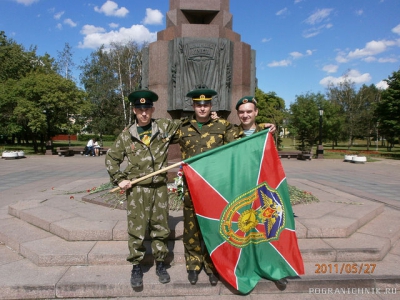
[220,182,285,248]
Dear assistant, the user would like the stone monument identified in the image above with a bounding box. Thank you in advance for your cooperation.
[141,0,256,124]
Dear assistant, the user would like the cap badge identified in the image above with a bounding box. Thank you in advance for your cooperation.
[200,95,206,99]
[243,99,248,104]
[140,98,146,104]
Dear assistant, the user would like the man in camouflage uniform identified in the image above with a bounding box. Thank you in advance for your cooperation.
[233,96,289,291]
[232,96,276,139]
[171,88,235,286]
[105,89,181,288]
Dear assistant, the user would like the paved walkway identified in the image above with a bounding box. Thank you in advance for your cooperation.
[0,154,399,299]
[282,157,400,209]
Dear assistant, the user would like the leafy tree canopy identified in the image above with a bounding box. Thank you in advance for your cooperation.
[376,68,400,148]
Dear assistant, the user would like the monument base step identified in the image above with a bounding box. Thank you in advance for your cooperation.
[0,246,399,299]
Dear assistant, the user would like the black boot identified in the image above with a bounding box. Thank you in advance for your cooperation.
[156,261,170,284]
[188,270,198,285]
[130,264,143,288]
[208,273,219,286]
[274,278,288,291]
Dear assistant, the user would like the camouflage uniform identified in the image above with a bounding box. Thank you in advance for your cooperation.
[105,118,181,265]
[231,123,265,140]
[171,115,234,273]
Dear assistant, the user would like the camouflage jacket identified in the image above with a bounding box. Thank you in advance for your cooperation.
[171,115,235,160]
[105,118,181,186]
[231,123,265,140]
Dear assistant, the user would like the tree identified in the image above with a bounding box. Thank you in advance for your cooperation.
[56,42,75,80]
[0,31,58,145]
[0,31,87,152]
[10,73,86,152]
[80,42,144,136]
[326,75,369,149]
[357,84,381,150]
[109,41,143,125]
[80,46,123,137]
[376,68,400,150]
[322,100,346,149]
[288,92,326,152]
[255,89,285,147]
[0,31,36,82]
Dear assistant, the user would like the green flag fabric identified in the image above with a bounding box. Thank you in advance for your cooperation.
[182,130,304,294]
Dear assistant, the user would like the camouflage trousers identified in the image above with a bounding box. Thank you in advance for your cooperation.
[126,183,170,264]
[183,189,215,274]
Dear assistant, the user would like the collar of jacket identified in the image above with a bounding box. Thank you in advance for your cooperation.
[189,114,215,124]
[236,123,262,136]
[129,119,158,140]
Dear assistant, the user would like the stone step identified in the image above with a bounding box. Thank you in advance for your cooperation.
[0,217,185,268]
[8,183,385,243]
[1,242,399,300]
[3,185,399,268]
[20,237,186,267]
[8,199,183,241]
[289,178,385,238]
[1,191,400,299]
[1,204,399,267]
[300,206,400,262]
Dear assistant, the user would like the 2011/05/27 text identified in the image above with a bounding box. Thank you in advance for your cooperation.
[315,263,376,274]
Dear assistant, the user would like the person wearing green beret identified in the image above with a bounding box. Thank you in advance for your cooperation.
[232,96,276,139]
[171,88,235,286]
[235,96,290,291]
[105,89,182,288]
[210,96,287,291]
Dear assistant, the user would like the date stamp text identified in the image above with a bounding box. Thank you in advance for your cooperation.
[315,263,376,274]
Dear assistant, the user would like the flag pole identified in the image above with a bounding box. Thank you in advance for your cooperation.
[109,161,182,193]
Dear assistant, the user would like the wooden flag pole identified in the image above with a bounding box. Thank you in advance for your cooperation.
[109,161,183,193]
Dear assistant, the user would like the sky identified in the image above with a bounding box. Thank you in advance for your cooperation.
[1,0,400,106]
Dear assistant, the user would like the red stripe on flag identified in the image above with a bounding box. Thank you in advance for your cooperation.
[271,229,305,275]
[210,241,241,290]
[258,133,286,188]
[182,163,228,219]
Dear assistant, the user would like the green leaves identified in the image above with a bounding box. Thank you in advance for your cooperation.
[289,92,326,151]
[377,69,400,148]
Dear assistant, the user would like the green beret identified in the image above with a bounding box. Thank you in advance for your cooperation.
[186,88,217,104]
[235,96,257,110]
[128,89,158,108]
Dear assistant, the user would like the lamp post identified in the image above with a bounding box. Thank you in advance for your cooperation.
[317,107,324,159]
[67,111,71,147]
[43,108,53,155]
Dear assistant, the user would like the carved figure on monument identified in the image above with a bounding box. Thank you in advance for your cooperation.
[168,37,233,112]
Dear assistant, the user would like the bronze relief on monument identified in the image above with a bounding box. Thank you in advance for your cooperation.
[168,37,233,112]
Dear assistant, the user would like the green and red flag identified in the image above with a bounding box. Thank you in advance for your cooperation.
[182,130,304,294]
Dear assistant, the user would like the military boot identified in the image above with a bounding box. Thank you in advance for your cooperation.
[188,270,198,284]
[155,261,170,284]
[130,264,143,288]
[274,278,288,291]
[208,273,219,286]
